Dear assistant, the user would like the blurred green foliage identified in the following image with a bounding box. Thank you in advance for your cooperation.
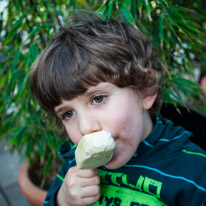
[0,0,206,187]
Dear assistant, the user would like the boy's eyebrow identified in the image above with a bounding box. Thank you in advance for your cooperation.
[84,83,113,95]
[55,105,68,115]
[54,100,74,115]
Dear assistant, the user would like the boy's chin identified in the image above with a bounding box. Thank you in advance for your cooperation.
[103,159,124,170]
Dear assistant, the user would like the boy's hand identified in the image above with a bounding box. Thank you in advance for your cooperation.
[57,166,100,206]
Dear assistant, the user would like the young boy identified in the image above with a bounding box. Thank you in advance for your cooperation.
[29,14,206,206]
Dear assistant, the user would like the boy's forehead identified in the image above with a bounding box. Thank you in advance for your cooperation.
[84,82,115,94]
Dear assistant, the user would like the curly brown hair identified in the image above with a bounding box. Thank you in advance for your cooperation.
[29,14,164,120]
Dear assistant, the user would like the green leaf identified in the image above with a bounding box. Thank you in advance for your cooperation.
[120,4,135,25]
[43,152,53,177]
[107,1,114,18]
[25,44,39,71]
[31,44,39,61]
[7,127,26,146]
[171,6,199,34]
[17,72,30,102]
[131,0,137,19]
[153,20,160,49]
[175,6,190,12]
[164,17,177,37]
[10,48,20,70]
[5,17,24,44]
[137,0,143,10]
[46,7,49,19]
[173,77,199,89]
[162,87,184,106]
[50,5,63,17]
[143,0,151,15]
[97,2,107,18]
[17,128,27,148]
[26,52,32,71]
[40,135,45,157]
[13,0,21,12]
[24,25,42,42]
[124,0,131,8]
[47,133,55,149]
[159,15,164,48]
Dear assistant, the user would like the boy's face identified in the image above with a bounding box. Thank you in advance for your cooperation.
[55,82,156,169]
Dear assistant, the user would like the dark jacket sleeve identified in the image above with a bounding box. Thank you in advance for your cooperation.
[43,161,68,206]
[43,142,76,206]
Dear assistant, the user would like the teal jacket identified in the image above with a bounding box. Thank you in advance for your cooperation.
[44,115,206,205]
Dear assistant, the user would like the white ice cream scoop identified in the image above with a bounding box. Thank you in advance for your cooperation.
[75,130,115,169]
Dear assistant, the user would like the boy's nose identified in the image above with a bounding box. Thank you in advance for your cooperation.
[78,113,101,136]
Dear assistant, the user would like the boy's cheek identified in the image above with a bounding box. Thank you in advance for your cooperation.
[65,127,81,145]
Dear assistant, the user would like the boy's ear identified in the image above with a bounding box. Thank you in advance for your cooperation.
[142,93,157,110]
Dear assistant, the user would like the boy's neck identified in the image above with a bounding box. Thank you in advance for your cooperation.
[142,111,153,140]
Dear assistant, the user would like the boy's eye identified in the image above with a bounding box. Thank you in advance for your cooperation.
[92,95,106,104]
[63,110,75,120]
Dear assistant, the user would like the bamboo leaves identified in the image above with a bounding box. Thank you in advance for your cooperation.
[120,3,135,25]
[5,17,24,44]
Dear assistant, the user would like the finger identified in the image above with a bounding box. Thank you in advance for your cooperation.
[81,193,100,205]
[81,185,100,198]
[67,166,97,177]
[79,175,100,187]
[77,168,98,178]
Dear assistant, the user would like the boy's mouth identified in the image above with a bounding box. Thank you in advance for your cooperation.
[75,130,115,169]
